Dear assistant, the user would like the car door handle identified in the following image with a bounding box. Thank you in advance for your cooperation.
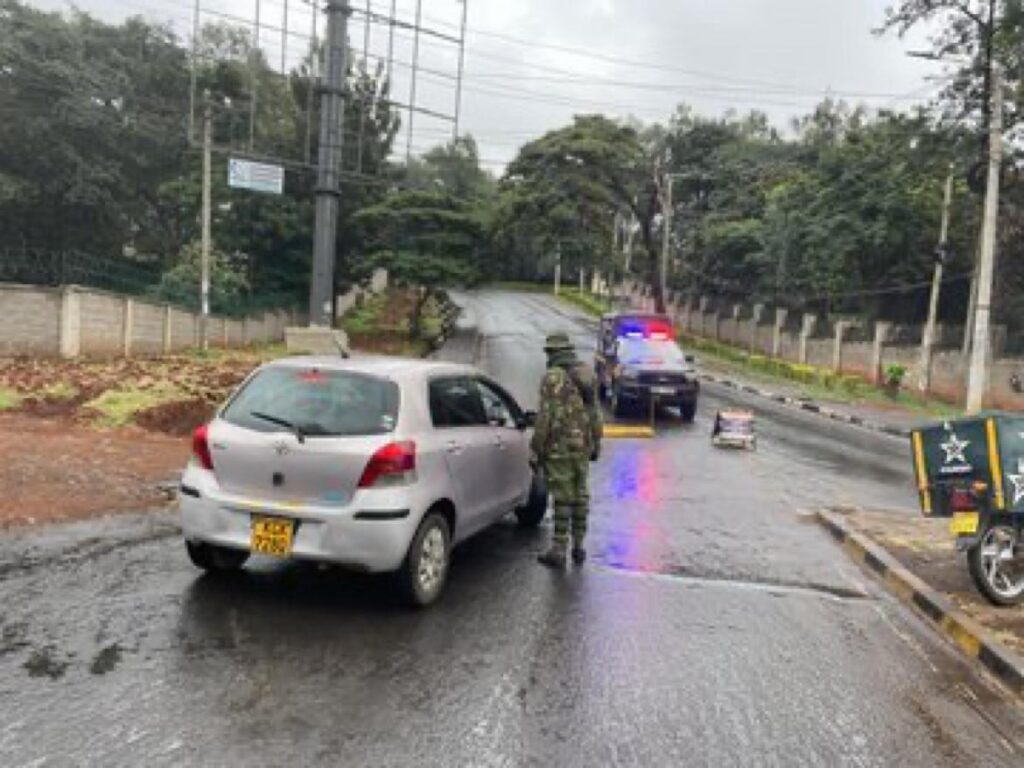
[493,434,506,449]
[446,440,464,455]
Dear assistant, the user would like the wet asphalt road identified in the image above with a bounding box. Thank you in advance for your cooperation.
[2,290,1023,767]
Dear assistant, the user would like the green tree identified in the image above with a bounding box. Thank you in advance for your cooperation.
[352,189,484,336]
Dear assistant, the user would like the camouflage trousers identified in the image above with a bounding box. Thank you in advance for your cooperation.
[544,455,590,548]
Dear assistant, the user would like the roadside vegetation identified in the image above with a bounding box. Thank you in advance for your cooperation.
[6,1,1021,344]
[340,287,458,358]
[681,333,961,420]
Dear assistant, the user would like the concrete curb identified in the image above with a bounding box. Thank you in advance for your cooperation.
[816,508,1024,698]
[700,371,912,439]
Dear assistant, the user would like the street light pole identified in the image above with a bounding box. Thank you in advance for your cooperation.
[966,64,1003,413]
[917,163,954,397]
[309,0,350,327]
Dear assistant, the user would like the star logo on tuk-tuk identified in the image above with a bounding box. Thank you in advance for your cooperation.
[1008,459,1024,505]
[940,433,970,465]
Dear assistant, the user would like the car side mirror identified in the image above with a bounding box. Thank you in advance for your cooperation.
[519,410,538,429]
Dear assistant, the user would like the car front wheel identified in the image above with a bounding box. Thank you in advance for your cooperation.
[186,541,250,572]
[399,512,452,608]
[515,469,548,527]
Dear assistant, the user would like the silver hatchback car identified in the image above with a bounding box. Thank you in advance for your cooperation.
[179,356,548,606]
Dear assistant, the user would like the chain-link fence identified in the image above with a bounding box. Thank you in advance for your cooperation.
[0,247,296,318]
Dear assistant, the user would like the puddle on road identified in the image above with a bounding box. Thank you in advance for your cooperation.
[598,561,871,601]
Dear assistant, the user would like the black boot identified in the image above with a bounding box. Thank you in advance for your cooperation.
[571,546,587,565]
[537,543,567,569]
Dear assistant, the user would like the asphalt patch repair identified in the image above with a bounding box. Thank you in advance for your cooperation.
[818,507,1024,697]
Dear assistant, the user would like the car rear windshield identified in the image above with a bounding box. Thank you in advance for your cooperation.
[221,367,400,437]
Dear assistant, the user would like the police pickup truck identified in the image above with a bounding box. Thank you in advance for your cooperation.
[594,313,699,421]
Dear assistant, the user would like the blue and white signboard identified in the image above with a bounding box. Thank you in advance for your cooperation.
[228,158,284,195]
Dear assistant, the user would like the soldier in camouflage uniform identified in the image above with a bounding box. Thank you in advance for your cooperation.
[531,332,603,568]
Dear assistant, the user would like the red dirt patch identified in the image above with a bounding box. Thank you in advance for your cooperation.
[136,399,214,437]
[0,413,187,529]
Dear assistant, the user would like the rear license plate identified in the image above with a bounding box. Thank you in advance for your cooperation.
[949,511,979,536]
[651,386,675,395]
[251,516,294,557]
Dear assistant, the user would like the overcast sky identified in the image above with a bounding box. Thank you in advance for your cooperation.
[27,0,942,172]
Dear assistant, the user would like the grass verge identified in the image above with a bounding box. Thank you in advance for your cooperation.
[681,333,961,420]
[84,384,185,428]
[557,288,612,317]
[0,387,22,411]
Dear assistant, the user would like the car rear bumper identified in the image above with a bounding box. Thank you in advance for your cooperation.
[179,468,420,573]
[618,381,699,404]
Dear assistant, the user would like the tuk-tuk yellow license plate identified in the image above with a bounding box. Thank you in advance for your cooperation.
[250,516,294,557]
[949,512,980,536]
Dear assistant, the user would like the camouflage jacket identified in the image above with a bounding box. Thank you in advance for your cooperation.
[531,355,603,461]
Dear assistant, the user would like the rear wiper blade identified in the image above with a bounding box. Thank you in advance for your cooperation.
[251,410,306,444]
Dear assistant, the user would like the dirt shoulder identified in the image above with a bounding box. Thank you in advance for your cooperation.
[0,413,185,529]
[0,289,460,531]
[839,507,1024,656]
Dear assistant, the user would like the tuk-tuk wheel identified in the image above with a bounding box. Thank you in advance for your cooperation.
[966,522,1024,606]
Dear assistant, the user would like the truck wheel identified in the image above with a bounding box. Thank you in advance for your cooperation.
[515,469,548,527]
[679,401,697,423]
[966,523,1024,606]
[612,387,629,418]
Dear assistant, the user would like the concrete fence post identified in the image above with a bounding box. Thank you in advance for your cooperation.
[59,287,81,359]
[242,317,249,346]
[872,321,893,385]
[833,320,853,372]
[799,314,817,364]
[697,297,709,336]
[122,298,134,358]
[772,308,788,358]
[222,317,229,347]
[750,304,764,353]
[162,305,173,354]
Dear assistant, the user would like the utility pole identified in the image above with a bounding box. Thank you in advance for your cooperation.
[250,0,261,150]
[659,173,676,314]
[917,163,954,397]
[966,65,1003,413]
[309,0,350,327]
[554,242,562,295]
[405,0,423,164]
[200,93,212,351]
[453,0,468,140]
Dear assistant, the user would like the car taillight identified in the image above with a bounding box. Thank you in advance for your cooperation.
[192,424,214,471]
[358,441,416,488]
[949,487,976,511]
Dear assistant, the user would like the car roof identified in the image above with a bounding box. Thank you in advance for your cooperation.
[264,355,479,381]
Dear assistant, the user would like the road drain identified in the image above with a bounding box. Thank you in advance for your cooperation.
[600,562,871,601]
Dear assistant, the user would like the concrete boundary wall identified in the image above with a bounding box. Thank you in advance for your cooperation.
[0,283,290,359]
[618,286,1024,409]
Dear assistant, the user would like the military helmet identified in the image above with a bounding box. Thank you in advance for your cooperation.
[543,332,573,352]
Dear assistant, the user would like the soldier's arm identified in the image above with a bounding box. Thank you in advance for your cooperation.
[530,371,560,460]
[582,368,603,458]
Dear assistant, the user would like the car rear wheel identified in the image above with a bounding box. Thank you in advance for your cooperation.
[186,541,250,572]
[515,469,548,527]
[399,511,451,608]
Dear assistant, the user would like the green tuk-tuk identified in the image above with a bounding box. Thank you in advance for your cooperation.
[911,414,1024,605]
